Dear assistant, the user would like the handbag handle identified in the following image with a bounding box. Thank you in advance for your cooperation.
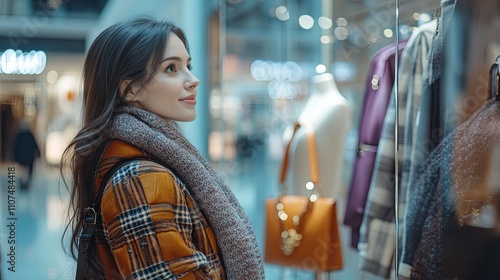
[278,122,321,195]
[274,122,323,255]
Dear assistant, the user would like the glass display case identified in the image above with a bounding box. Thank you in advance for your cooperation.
[213,0,500,279]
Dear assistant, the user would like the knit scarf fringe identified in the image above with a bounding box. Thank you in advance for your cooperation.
[109,105,265,279]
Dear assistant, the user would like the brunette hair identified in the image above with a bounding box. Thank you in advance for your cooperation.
[61,16,188,279]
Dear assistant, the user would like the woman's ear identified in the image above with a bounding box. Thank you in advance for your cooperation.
[120,80,138,102]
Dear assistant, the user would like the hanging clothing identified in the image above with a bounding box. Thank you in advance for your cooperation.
[401,0,500,278]
[399,0,456,277]
[402,99,500,279]
[343,39,407,249]
[356,21,436,278]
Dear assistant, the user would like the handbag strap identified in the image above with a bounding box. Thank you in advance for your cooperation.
[75,157,143,280]
[274,122,323,256]
[278,122,321,195]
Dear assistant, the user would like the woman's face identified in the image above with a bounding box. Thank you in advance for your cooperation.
[129,33,200,122]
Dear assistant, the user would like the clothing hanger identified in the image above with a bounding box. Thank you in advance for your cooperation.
[489,55,500,101]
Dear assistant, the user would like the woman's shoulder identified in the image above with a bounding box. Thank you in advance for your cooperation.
[99,140,182,188]
[100,159,187,220]
[114,158,171,174]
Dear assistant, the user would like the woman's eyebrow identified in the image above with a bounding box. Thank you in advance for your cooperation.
[161,56,192,63]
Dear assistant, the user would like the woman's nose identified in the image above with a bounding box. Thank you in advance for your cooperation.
[185,73,200,90]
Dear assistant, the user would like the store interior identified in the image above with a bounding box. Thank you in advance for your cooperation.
[1,0,499,279]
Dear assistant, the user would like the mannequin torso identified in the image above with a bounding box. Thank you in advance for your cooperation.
[284,73,351,198]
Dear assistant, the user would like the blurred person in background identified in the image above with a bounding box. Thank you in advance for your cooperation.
[11,118,40,193]
[62,17,264,279]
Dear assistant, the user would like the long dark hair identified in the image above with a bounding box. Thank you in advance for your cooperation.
[61,17,188,279]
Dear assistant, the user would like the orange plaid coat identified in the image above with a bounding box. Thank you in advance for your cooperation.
[94,140,226,279]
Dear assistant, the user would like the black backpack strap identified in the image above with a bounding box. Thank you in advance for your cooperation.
[75,158,142,280]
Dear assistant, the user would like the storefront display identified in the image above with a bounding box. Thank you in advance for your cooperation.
[0,0,498,278]
[215,0,499,279]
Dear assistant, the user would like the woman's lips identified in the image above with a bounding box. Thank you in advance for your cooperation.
[179,95,196,105]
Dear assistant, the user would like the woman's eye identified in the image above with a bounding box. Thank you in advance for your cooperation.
[165,64,176,73]
[187,64,193,71]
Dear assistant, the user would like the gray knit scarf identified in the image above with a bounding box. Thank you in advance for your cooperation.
[109,105,265,279]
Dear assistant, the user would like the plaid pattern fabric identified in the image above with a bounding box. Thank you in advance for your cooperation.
[96,140,225,280]
[358,21,437,279]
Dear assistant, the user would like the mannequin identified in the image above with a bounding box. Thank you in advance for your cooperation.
[276,73,350,280]
[284,73,351,199]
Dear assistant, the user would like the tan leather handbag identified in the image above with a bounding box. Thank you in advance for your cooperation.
[264,122,343,271]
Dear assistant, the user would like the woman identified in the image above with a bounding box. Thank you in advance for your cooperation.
[62,17,265,279]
